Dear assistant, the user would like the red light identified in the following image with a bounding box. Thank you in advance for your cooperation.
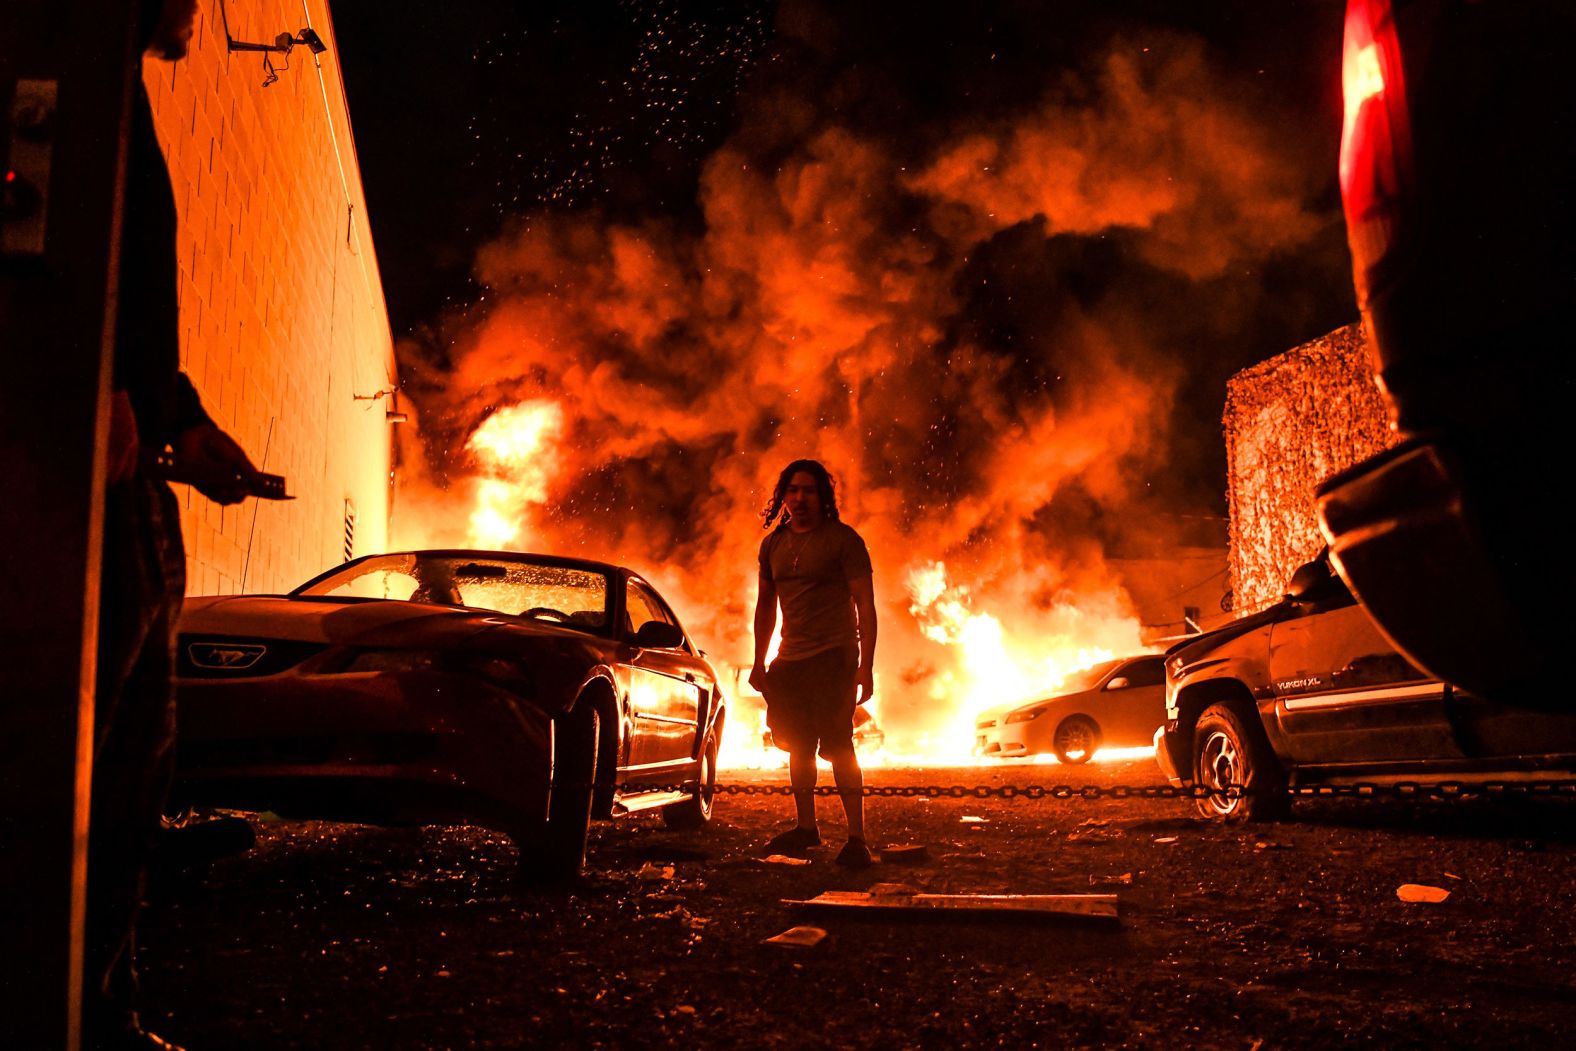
[1339,0,1413,306]
[1340,43,1386,186]
[4,169,15,184]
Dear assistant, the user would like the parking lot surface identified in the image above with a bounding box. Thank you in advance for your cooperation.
[141,759,1576,1048]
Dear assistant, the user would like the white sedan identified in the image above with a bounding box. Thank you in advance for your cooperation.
[974,655,1166,764]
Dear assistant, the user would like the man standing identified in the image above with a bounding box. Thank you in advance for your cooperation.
[89,3,263,1047]
[750,459,878,868]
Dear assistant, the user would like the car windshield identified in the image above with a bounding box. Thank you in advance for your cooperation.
[294,553,611,632]
[1053,659,1122,695]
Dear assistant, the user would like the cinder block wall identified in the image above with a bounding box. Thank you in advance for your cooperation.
[1224,323,1395,614]
[143,0,395,594]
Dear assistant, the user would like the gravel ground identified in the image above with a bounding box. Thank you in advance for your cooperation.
[139,759,1576,1049]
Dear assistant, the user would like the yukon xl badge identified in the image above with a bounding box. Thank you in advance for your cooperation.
[189,642,267,670]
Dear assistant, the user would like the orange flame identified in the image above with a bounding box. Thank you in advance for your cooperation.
[464,401,562,549]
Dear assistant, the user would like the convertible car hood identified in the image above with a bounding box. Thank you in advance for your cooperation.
[180,595,596,651]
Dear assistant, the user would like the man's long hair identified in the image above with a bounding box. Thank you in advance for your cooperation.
[761,459,840,529]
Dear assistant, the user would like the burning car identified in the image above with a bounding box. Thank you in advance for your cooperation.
[1155,549,1576,821]
[974,655,1165,764]
[171,550,726,879]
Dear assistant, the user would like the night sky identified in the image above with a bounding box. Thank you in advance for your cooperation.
[330,0,1358,525]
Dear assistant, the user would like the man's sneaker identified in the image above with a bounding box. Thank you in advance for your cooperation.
[835,837,873,869]
[764,825,821,855]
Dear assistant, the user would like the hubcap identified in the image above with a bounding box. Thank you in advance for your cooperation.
[1199,730,1242,816]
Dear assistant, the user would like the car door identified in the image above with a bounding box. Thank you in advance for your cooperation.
[1267,587,1460,766]
[1098,657,1168,745]
[622,579,703,769]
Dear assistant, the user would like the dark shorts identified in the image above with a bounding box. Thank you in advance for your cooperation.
[764,646,859,758]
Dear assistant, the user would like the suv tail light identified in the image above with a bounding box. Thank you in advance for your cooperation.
[1339,0,1413,311]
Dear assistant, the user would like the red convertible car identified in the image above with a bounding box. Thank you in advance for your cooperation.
[171,550,726,880]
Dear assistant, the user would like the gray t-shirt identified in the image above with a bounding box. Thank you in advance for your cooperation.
[759,520,873,662]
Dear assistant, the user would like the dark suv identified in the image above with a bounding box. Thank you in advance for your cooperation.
[1154,550,1576,820]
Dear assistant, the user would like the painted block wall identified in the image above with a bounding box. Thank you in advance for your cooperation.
[142,0,395,595]
[1224,323,1397,615]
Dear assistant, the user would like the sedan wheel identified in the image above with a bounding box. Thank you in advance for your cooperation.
[1191,702,1287,822]
[519,704,599,882]
[1052,715,1101,764]
[663,720,721,830]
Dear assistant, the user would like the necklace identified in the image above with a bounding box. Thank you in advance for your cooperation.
[785,528,812,571]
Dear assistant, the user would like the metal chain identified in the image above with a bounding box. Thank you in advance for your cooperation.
[709,780,1576,800]
[620,779,1576,801]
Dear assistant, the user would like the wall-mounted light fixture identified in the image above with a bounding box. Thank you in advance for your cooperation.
[220,1,330,86]
[354,385,407,423]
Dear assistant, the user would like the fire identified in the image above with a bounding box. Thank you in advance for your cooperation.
[464,402,562,549]
[903,562,1125,763]
[395,28,1324,775]
[711,560,1149,770]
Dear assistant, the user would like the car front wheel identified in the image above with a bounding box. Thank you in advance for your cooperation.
[1191,702,1287,822]
[1052,715,1101,764]
[518,704,599,882]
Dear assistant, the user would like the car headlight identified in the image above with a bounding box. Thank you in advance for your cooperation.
[1005,706,1046,724]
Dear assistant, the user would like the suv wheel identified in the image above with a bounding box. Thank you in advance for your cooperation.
[1192,702,1287,822]
[1053,715,1101,764]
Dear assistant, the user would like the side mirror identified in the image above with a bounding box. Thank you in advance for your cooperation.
[1285,552,1339,602]
[1105,676,1130,690]
[632,620,684,649]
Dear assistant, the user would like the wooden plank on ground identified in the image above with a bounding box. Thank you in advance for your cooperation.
[783,890,1119,922]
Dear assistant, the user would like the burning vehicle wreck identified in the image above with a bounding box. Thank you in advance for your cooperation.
[974,654,1165,764]
[170,551,726,879]
[1156,549,1576,820]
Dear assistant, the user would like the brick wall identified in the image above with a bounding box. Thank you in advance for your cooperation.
[1224,323,1396,614]
[142,0,395,594]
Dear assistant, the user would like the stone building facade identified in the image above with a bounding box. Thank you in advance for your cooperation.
[1225,323,1396,614]
[142,0,395,594]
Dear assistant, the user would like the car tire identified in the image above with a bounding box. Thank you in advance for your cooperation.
[1191,702,1288,822]
[520,704,599,882]
[663,719,722,830]
[1052,715,1101,764]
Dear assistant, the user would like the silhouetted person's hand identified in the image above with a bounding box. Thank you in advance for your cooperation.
[175,422,261,505]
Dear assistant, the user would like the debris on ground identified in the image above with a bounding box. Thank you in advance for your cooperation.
[960,815,989,824]
[1090,872,1133,887]
[1068,820,1125,845]
[877,844,929,864]
[635,862,676,881]
[763,925,828,948]
[759,854,812,867]
[1397,883,1451,904]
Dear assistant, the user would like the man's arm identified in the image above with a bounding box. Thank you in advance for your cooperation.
[850,573,877,704]
[749,566,777,693]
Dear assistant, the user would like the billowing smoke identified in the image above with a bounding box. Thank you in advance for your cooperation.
[392,13,1343,756]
